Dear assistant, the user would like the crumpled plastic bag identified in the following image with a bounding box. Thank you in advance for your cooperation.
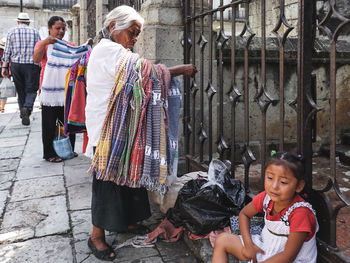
[0,78,16,97]
[166,159,245,236]
[200,158,231,190]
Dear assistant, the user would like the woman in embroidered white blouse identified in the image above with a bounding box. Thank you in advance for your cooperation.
[33,16,79,163]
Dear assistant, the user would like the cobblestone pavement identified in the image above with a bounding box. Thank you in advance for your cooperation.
[1,98,349,262]
[0,99,199,263]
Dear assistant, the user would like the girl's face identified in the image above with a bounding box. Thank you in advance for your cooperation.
[110,21,141,49]
[264,164,305,208]
[49,20,66,40]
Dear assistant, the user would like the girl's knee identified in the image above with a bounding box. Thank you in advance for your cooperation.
[214,232,233,248]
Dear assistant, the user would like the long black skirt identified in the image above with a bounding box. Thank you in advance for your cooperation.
[91,175,151,232]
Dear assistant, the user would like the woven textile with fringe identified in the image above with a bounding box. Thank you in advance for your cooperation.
[64,49,92,135]
[88,51,173,194]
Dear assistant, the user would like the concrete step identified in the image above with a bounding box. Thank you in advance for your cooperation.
[320,144,350,165]
[183,235,241,263]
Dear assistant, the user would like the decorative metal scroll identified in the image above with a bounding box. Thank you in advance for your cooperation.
[183,0,350,261]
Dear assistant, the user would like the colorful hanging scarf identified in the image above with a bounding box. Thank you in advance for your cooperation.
[140,64,170,194]
[127,60,153,187]
[166,77,182,185]
[88,51,176,195]
[40,39,90,106]
[89,50,138,181]
[64,49,91,135]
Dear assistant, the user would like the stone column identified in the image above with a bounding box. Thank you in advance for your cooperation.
[96,0,109,35]
[136,0,183,67]
[71,4,80,45]
[79,0,88,45]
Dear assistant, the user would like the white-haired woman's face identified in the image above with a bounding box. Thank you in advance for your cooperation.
[110,21,141,49]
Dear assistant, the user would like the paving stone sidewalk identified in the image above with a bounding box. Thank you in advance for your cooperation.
[0,101,199,263]
[1,99,349,263]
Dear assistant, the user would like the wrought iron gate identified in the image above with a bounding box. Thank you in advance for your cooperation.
[183,0,350,261]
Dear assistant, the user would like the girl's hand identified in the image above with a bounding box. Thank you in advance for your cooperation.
[242,244,265,263]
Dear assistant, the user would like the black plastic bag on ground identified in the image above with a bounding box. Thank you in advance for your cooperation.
[166,173,245,236]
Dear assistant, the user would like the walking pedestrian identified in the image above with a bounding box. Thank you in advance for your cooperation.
[1,12,41,125]
[85,5,197,261]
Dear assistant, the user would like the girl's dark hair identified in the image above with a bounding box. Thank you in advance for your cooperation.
[266,151,305,181]
[48,16,65,28]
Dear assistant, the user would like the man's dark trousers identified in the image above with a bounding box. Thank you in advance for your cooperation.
[10,62,40,112]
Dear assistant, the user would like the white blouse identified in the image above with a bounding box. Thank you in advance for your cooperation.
[85,38,126,157]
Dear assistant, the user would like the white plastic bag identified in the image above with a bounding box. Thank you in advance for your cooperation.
[0,78,16,97]
[200,158,230,190]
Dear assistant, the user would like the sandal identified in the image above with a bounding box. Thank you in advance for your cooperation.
[88,238,116,261]
[45,156,63,163]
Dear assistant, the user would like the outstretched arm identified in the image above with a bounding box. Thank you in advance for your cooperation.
[168,64,197,78]
[33,36,56,63]
[260,231,308,263]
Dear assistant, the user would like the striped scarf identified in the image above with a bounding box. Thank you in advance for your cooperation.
[89,50,138,181]
[88,52,173,194]
[139,64,170,194]
[64,49,91,135]
[40,39,90,106]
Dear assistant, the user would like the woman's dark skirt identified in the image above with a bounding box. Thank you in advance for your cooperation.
[91,175,151,232]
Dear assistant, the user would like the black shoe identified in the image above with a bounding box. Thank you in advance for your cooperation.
[87,238,116,261]
[21,108,30,126]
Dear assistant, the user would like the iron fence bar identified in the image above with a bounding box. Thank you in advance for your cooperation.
[229,3,237,177]
[216,0,229,158]
[191,0,197,156]
[297,0,313,192]
[243,0,250,191]
[278,0,286,151]
[329,29,337,249]
[198,0,205,163]
[183,0,191,158]
[243,1,249,146]
[260,0,266,184]
[207,0,214,163]
[218,0,224,158]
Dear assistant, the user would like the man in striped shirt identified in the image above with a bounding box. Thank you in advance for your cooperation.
[1,12,41,125]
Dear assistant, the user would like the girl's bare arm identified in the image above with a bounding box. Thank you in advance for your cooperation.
[239,202,265,261]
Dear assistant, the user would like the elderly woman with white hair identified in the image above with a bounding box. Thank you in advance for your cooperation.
[85,5,196,261]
